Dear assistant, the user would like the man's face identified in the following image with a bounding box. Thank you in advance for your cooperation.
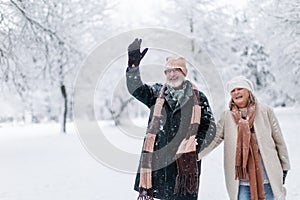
[164,68,185,88]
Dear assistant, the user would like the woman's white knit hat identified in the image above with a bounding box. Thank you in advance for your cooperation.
[227,76,254,93]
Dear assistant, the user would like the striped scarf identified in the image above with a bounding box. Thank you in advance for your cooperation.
[137,83,201,200]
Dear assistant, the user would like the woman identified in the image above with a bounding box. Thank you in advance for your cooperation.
[199,76,290,200]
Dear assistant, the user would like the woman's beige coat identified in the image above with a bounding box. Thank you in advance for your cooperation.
[199,102,290,200]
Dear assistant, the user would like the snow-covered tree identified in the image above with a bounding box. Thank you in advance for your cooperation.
[160,0,299,108]
[0,0,112,131]
[1,0,299,128]
[247,0,300,105]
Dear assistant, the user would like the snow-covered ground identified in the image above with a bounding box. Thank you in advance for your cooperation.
[0,107,299,200]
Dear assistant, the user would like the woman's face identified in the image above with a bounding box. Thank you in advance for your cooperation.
[230,88,250,108]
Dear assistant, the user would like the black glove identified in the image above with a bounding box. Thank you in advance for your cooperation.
[128,38,148,67]
[283,170,288,184]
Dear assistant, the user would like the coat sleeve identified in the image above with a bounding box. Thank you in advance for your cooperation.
[126,66,162,108]
[198,111,225,160]
[267,107,291,170]
[196,91,216,154]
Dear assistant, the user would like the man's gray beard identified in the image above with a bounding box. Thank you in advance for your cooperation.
[166,79,184,89]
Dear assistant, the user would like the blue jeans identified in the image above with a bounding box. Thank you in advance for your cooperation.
[238,184,274,200]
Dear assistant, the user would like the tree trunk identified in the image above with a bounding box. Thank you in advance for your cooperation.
[60,84,67,133]
[189,16,195,53]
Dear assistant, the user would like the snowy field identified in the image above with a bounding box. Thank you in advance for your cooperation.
[0,107,299,200]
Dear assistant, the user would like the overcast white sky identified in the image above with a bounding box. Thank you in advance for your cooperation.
[114,0,249,26]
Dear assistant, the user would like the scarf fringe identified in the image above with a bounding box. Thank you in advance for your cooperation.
[235,166,249,180]
[174,173,198,195]
[137,188,154,200]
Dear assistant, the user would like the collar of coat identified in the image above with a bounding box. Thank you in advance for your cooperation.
[164,80,194,112]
